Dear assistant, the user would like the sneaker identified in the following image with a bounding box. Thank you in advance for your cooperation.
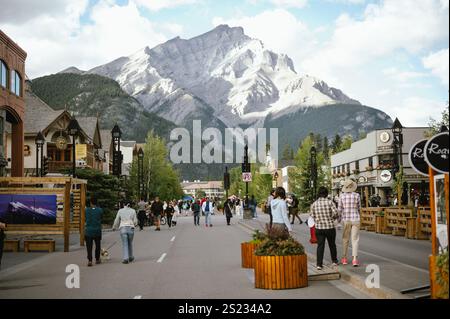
[316,266,323,270]
[352,259,359,267]
[95,259,101,265]
[341,258,348,265]
[122,260,129,264]
[209,224,213,227]
[129,257,135,263]
[332,262,339,267]
[88,261,93,267]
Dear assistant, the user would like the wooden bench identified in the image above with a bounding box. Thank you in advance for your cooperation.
[24,240,56,252]
[3,240,20,252]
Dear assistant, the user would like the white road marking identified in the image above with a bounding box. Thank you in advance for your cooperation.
[133,295,142,299]
[157,253,167,263]
[170,236,176,242]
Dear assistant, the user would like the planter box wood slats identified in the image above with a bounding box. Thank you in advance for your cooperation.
[254,255,308,289]
[241,242,258,268]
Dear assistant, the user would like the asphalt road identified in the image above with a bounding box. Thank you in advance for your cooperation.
[0,214,368,299]
[245,213,431,294]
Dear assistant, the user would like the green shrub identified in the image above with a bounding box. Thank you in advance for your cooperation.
[436,250,449,299]
[254,225,305,256]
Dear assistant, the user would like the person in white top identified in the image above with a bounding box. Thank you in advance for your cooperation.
[113,201,138,264]
[270,187,292,235]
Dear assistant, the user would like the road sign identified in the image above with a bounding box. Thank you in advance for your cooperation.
[242,172,252,182]
[409,139,429,176]
[424,132,449,174]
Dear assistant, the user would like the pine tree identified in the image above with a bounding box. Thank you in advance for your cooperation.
[331,134,342,154]
[281,143,292,160]
[323,136,330,163]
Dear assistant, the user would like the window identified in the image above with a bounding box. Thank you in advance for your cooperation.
[355,160,360,170]
[368,157,373,167]
[346,163,350,173]
[10,70,21,96]
[0,60,7,88]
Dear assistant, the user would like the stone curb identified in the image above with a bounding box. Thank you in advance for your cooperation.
[237,220,411,299]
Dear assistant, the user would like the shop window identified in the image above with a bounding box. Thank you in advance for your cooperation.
[10,70,22,96]
[368,157,373,167]
[0,60,7,88]
[355,160,359,170]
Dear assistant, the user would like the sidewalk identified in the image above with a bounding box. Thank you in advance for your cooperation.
[238,211,430,299]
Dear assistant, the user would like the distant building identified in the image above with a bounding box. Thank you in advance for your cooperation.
[4,82,105,175]
[330,127,429,206]
[181,181,224,199]
[120,141,136,176]
[0,30,27,176]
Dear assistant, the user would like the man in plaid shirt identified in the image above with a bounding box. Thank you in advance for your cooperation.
[310,187,339,270]
[338,179,361,267]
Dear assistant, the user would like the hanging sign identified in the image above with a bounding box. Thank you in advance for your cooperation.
[424,132,449,174]
[75,144,87,160]
[408,139,429,176]
[380,170,392,182]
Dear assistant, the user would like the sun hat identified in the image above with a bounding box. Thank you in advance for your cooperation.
[342,179,357,193]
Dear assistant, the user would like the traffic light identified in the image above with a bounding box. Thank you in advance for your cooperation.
[42,156,49,176]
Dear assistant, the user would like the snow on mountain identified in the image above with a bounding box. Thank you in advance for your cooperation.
[86,25,360,127]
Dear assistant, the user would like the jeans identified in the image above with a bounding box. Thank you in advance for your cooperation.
[120,226,134,261]
[85,236,101,262]
[205,212,212,226]
[0,232,4,268]
[194,212,200,225]
[342,221,360,258]
[315,228,337,267]
[251,205,257,217]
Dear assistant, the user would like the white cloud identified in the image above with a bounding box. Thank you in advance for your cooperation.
[382,67,428,83]
[0,0,88,24]
[213,9,317,72]
[0,1,171,78]
[389,96,447,127]
[269,0,308,8]
[422,48,449,85]
[301,0,449,81]
[326,0,365,4]
[134,0,198,11]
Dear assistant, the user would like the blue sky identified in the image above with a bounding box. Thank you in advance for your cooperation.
[0,0,448,126]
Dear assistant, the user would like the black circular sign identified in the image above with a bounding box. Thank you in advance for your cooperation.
[424,132,449,174]
[408,139,429,176]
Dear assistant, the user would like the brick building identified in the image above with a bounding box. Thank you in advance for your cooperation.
[0,30,27,176]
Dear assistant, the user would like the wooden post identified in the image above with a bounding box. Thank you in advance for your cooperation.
[63,180,71,252]
[80,183,86,247]
[445,174,449,256]
[428,167,437,255]
[364,186,369,208]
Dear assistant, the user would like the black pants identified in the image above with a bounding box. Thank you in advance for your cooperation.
[167,215,173,228]
[85,236,101,262]
[226,215,232,225]
[316,228,337,267]
[138,211,146,230]
[267,208,273,227]
[194,212,200,225]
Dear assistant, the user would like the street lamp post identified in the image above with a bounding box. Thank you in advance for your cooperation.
[392,118,404,207]
[67,118,81,178]
[242,144,250,208]
[35,131,45,177]
[224,166,230,200]
[273,171,279,188]
[138,148,144,199]
[310,146,317,201]
[112,124,122,177]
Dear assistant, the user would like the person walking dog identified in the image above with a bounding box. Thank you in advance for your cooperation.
[339,179,361,267]
[84,196,104,267]
[113,200,138,264]
[310,187,339,270]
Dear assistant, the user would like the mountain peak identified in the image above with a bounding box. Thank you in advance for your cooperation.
[58,66,84,75]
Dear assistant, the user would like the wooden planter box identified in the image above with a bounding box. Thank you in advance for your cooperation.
[4,240,20,252]
[406,217,417,239]
[24,240,56,252]
[241,242,259,268]
[375,215,390,234]
[254,254,308,289]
